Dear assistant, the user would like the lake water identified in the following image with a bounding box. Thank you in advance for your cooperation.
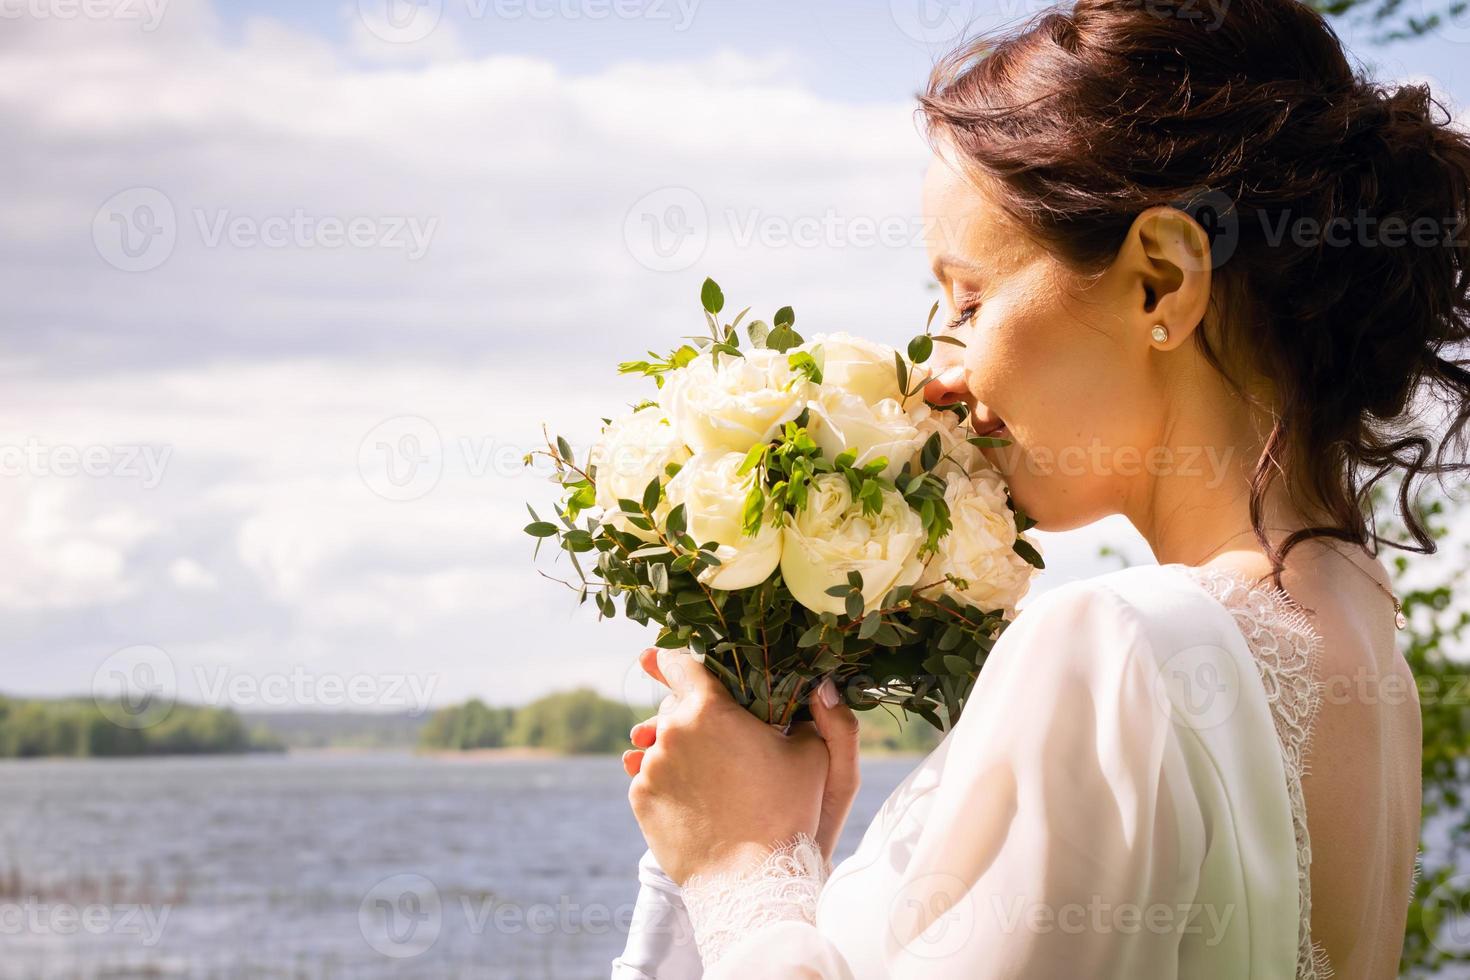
[0,752,919,979]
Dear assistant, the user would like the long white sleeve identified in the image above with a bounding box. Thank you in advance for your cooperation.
[680,577,1286,979]
[611,848,704,979]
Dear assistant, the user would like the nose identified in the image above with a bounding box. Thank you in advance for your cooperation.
[923,365,972,409]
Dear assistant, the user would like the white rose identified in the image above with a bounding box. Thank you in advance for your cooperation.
[798,332,902,405]
[923,470,1036,615]
[808,390,926,481]
[910,403,986,479]
[780,473,926,616]
[589,406,690,541]
[663,348,815,455]
[665,451,782,591]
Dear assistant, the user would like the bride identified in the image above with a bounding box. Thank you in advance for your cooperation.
[611,0,1469,975]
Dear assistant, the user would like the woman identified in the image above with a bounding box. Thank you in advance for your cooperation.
[615,0,1469,975]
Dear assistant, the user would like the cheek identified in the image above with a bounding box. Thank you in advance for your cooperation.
[976,292,1154,527]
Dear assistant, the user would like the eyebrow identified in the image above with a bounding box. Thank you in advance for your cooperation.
[930,253,986,282]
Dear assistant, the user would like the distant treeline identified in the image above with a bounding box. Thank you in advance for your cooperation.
[0,696,281,758]
[419,688,639,754]
[0,688,943,759]
[418,688,942,755]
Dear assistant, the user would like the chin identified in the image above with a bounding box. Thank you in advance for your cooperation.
[1004,476,1105,534]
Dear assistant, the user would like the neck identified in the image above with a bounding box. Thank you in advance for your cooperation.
[1124,356,1306,569]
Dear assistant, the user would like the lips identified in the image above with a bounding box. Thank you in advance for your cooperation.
[970,403,1008,439]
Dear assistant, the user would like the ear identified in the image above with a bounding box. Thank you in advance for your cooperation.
[1111,206,1213,351]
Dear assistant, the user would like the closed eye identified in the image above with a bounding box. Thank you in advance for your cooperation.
[944,305,978,331]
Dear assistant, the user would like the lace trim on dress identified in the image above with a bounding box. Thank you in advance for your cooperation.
[680,833,830,966]
[1182,565,1330,980]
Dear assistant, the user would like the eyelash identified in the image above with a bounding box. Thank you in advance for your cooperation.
[945,305,978,331]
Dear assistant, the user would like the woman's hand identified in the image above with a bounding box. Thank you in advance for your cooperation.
[623,648,861,884]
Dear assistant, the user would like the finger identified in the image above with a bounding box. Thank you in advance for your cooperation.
[655,647,723,700]
[622,749,644,777]
[639,647,669,687]
[630,716,658,749]
[810,677,862,861]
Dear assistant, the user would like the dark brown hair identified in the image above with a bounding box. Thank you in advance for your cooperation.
[920,0,1470,584]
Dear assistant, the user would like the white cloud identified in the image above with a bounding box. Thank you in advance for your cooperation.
[1,0,1140,706]
[168,557,219,591]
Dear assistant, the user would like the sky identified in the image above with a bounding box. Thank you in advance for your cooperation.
[3,0,1467,714]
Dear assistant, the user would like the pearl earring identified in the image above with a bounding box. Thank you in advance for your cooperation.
[1150,324,1170,344]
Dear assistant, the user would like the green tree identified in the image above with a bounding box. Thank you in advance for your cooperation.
[1392,489,1470,975]
[0,698,270,758]
[418,699,516,750]
[508,689,639,754]
[1304,0,1460,44]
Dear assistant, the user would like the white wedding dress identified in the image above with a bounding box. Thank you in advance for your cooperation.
[612,562,1329,979]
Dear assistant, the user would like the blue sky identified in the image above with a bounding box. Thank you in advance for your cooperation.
[214,0,1470,102]
[3,0,1467,714]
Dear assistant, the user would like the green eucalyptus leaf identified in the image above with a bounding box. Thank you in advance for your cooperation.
[908,334,934,364]
[798,624,825,648]
[920,432,942,472]
[1013,538,1045,569]
[701,277,724,315]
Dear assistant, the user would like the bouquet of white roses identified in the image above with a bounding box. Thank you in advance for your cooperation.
[526,279,1041,731]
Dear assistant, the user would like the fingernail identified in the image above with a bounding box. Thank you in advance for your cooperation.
[818,678,839,709]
